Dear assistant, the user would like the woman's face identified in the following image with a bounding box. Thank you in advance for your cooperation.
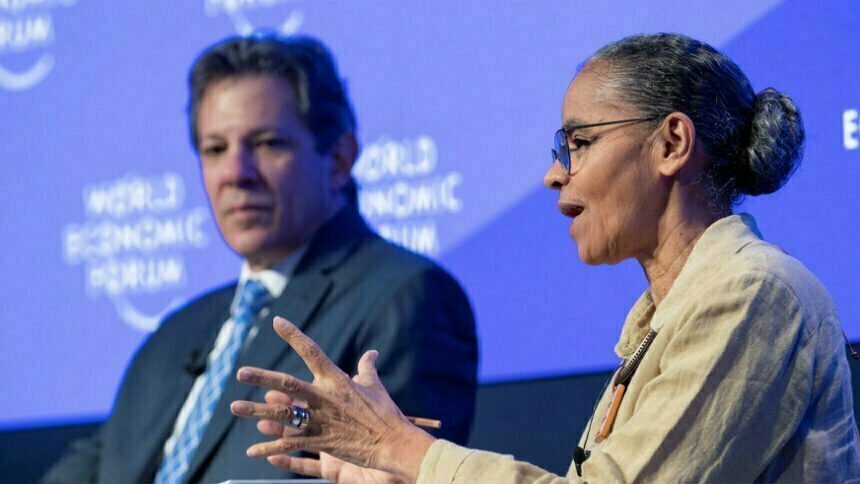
[544,68,665,265]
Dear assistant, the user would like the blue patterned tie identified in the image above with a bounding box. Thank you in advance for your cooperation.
[155,279,271,484]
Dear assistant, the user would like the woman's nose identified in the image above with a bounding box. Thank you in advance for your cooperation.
[544,160,570,190]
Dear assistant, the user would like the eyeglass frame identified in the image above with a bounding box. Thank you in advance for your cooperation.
[551,117,659,174]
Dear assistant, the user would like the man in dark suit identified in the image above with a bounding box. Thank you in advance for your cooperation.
[44,34,477,483]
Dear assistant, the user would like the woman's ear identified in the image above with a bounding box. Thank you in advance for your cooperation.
[329,132,359,191]
[652,112,697,177]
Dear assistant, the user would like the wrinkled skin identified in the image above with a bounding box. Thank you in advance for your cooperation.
[231,317,433,483]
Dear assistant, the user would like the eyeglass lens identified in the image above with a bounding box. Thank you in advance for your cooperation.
[552,129,570,173]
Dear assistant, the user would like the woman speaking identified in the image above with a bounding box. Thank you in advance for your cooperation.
[229,33,860,482]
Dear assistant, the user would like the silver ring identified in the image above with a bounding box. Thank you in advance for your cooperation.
[286,405,310,430]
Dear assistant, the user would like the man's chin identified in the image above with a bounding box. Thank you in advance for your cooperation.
[227,234,304,267]
[226,233,276,258]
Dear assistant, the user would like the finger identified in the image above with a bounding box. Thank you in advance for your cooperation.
[266,455,322,477]
[353,350,382,387]
[318,452,345,481]
[264,390,293,406]
[265,390,307,409]
[257,419,284,437]
[247,436,315,458]
[231,400,298,423]
[236,367,319,405]
[257,419,303,438]
[273,316,343,379]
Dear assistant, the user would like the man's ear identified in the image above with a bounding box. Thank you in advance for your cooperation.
[329,132,359,191]
[652,112,697,177]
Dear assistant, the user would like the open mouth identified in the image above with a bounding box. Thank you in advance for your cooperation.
[558,203,585,218]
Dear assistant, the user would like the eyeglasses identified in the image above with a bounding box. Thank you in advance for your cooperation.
[551,117,658,174]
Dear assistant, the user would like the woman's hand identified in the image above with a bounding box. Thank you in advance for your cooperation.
[230,316,435,482]
[268,451,403,484]
[254,390,402,483]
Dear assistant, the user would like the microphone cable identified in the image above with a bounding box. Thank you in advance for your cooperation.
[574,371,613,477]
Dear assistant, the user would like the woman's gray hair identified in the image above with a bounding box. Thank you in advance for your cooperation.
[586,33,804,213]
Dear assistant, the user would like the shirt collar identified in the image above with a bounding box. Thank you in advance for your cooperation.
[236,245,309,301]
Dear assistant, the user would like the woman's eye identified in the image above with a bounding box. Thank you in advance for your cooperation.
[200,145,226,156]
[571,138,592,151]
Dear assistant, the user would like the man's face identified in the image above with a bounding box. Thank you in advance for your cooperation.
[196,75,347,269]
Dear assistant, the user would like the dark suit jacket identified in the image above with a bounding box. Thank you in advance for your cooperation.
[44,207,478,483]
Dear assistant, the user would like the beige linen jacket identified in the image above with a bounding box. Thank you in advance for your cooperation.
[418,214,860,483]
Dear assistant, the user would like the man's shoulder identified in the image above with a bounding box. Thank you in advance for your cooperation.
[360,235,438,268]
[148,282,236,343]
[345,235,460,288]
[164,282,235,320]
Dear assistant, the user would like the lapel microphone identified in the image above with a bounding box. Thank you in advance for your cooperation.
[574,375,613,477]
[573,330,657,477]
[573,446,591,476]
[184,350,207,376]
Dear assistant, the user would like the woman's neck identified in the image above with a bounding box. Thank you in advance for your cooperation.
[640,208,724,306]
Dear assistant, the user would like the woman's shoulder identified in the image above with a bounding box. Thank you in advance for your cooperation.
[664,214,838,333]
[724,229,834,317]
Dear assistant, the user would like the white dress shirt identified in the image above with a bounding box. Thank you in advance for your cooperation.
[161,247,307,456]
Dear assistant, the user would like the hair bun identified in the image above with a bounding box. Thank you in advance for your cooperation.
[737,88,805,195]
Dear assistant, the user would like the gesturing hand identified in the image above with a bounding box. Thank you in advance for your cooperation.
[253,390,402,484]
[230,316,435,483]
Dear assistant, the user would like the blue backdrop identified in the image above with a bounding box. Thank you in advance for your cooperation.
[1,0,857,429]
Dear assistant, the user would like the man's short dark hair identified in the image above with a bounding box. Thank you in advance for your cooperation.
[188,33,358,203]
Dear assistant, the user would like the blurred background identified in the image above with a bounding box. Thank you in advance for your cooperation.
[1,0,858,479]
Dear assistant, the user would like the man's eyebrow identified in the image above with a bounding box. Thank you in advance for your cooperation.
[248,127,282,137]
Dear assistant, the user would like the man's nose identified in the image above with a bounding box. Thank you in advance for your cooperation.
[544,160,570,190]
[223,145,260,185]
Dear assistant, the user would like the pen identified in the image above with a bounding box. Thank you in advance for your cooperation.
[406,416,442,429]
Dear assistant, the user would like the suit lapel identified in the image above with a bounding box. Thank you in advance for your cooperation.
[184,273,333,480]
[125,287,233,483]
[240,271,333,373]
[128,373,195,482]
[184,207,371,481]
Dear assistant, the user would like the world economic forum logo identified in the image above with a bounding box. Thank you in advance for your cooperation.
[0,0,77,91]
[204,0,305,35]
[355,136,464,256]
[844,107,859,151]
[62,173,214,332]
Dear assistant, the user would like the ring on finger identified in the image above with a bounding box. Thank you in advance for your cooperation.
[285,405,310,430]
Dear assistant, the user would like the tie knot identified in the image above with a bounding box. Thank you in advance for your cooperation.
[234,279,271,318]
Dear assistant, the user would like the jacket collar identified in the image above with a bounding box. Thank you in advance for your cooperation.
[614,213,765,358]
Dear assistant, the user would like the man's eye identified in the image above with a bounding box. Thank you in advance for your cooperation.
[256,138,288,149]
[571,138,592,151]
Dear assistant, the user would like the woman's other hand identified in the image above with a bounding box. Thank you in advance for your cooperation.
[268,452,403,484]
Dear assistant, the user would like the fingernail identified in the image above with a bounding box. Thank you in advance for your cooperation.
[232,402,250,413]
[274,317,287,330]
[237,368,253,381]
